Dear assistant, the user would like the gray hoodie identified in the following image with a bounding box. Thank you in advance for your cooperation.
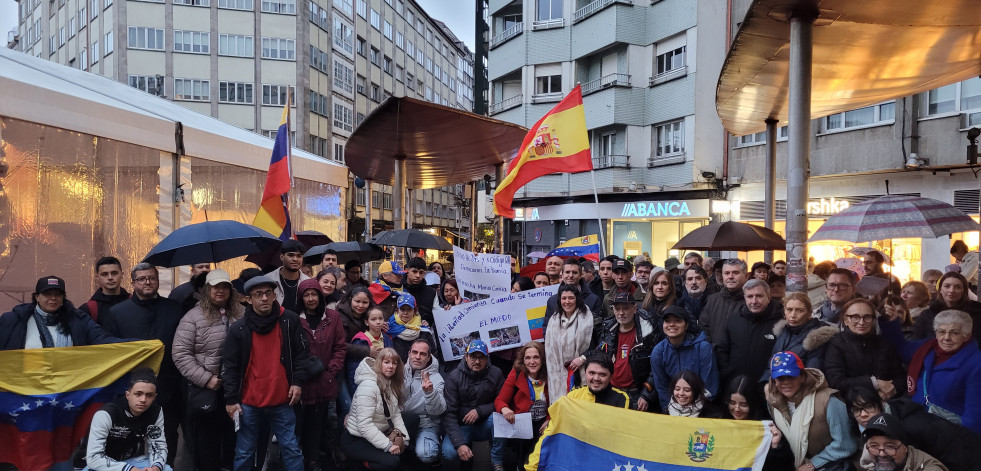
[402,356,446,429]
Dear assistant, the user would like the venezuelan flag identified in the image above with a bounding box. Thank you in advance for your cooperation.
[253,101,293,241]
[546,234,600,262]
[529,397,770,471]
[525,305,546,340]
[494,85,592,218]
[0,341,164,471]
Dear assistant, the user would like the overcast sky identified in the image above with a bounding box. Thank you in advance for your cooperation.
[0,0,475,52]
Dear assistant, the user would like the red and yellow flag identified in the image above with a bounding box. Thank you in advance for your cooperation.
[253,101,293,240]
[494,85,591,218]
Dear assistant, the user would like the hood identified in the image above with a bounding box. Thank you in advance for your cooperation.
[455,356,490,379]
[773,318,839,351]
[678,330,709,348]
[297,279,325,308]
[354,356,378,385]
[405,355,440,378]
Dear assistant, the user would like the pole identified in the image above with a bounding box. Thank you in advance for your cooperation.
[394,155,407,230]
[494,163,505,255]
[589,170,607,258]
[785,10,816,293]
[364,179,373,242]
[469,181,478,252]
[764,118,778,264]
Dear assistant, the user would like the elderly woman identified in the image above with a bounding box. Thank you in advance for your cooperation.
[768,292,838,375]
[900,281,931,321]
[912,272,981,344]
[544,284,594,404]
[824,298,906,402]
[765,351,859,471]
[880,309,981,434]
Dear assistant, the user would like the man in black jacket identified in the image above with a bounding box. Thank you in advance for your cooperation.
[716,279,783,385]
[403,257,436,325]
[79,256,130,323]
[700,258,748,346]
[590,293,659,411]
[101,263,183,466]
[440,340,505,471]
[222,276,311,471]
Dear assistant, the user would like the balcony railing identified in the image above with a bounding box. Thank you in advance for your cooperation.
[531,92,564,103]
[489,94,523,115]
[532,18,564,30]
[593,154,629,169]
[647,153,686,168]
[490,22,523,49]
[649,66,688,86]
[581,73,631,95]
[573,0,630,23]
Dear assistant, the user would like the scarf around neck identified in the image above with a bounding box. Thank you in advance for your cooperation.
[245,304,281,334]
[388,313,426,340]
[907,336,973,395]
[668,397,704,417]
[33,304,61,348]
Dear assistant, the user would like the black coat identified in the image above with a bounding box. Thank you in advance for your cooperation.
[886,397,981,471]
[101,295,183,403]
[700,287,744,346]
[716,301,783,385]
[403,281,437,326]
[79,288,130,323]
[911,298,981,347]
[441,359,504,449]
[823,327,906,395]
[0,301,121,350]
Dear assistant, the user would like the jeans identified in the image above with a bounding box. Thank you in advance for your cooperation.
[234,403,303,471]
[402,413,442,464]
[440,415,504,465]
[337,378,352,418]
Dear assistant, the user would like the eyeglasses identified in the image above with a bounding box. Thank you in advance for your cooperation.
[866,443,902,456]
[134,276,158,284]
[845,314,876,324]
[935,329,966,339]
[250,289,275,299]
[826,282,852,290]
[851,404,878,416]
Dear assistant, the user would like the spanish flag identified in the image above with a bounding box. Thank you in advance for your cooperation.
[0,341,164,471]
[494,85,592,218]
[253,100,293,241]
[527,397,771,471]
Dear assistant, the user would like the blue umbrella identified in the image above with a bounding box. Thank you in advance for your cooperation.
[143,220,282,268]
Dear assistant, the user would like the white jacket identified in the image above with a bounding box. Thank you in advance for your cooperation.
[345,357,410,450]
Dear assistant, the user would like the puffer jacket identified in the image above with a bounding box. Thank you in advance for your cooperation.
[345,357,409,450]
[764,318,838,379]
[402,356,446,430]
[442,358,504,449]
[649,330,718,410]
[824,326,906,396]
[172,303,245,387]
[717,300,783,384]
[590,309,660,398]
[699,287,744,346]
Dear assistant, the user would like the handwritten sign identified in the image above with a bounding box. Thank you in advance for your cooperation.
[452,245,512,297]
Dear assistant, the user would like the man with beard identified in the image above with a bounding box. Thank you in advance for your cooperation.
[633,261,654,297]
[80,256,130,323]
[863,251,902,296]
[320,248,339,271]
[403,257,437,326]
[678,265,713,321]
[700,259,749,345]
[717,279,783,385]
[544,256,563,285]
[862,414,947,471]
[591,293,658,411]
[813,268,860,324]
[265,240,309,312]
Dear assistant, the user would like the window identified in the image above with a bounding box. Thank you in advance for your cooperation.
[395,31,403,49]
[356,0,366,18]
[370,47,380,66]
[174,31,210,54]
[383,56,392,74]
[91,40,99,63]
[69,17,76,38]
[261,37,295,60]
[356,75,366,95]
[356,187,367,206]
[824,102,895,131]
[91,0,98,17]
[334,143,345,162]
[736,126,789,146]
[425,28,432,43]
[434,64,440,79]
[356,36,366,56]
[923,78,981,117]
[395,65,403,82]
[425,85,432,101]
[262,84,295,105]
[261,0,295,13]
[174,0,209,5]
[127,27,165,50]
[599,132,615,156]
[333,18,353,55]
[654,120,684,157]
[333,60,354,93]
[382,193,392,210]
[129,75,164,96]
[104,0,112,7]
[310,2,329,30]
[309,135,328,157]
[78,7,86,27]
[396,0,402,15]
[218,0,252,9]
[406,72,415,90]
[357,112,366,124]
[105,31,113,55]
[174,78,210,101]
[80,48,88,70]
[370,9,380,29]
[406,40,414,57]
[537,0,562,21]
[371,190,380,208]
[59,27,65,46]
[656,46,685,75]
[416,49,423,65]
[310,46,329,73]
[49,36,55,55]
[219,81,254,103]
[309,90,329,116]
[503,13,521,29]
[370,83,380,101]
[383,21,392,40]
[535,74,561,94]
[333,0,352,15]
[333,100,353,131]
[219,34,254,57]
[406,10,414,24]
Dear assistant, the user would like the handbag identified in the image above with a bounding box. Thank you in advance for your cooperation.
[188,383,219,413]
[382,397,406,453]
[923,370,963,425]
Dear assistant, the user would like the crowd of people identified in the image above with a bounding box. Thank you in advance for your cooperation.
[2,241,981,471]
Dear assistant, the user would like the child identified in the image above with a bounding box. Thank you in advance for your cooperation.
[347,306,392,393]
[387,293,436,361]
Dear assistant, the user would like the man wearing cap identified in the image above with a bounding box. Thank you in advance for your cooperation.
[764,351,858,471]
[649,306,717,412]
[222,276,313,471]
[370,260,407,318]
[700,258,749,346]
[80,256,130,323]
[264,240,309,313]
[590,292,659,411]
[441,339,505,471]
[0,276,121,350]
[717,279,783,385]
[601,258,644,320]
[542,259,603,336]
[664,257,682,278]
[403,257,437,327]
[169,262,212,307]
[751,262,772,282]
[861,414,948,471]
[102,263,185,466]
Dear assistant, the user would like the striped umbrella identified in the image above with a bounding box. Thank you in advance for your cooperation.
[809,195,979,243]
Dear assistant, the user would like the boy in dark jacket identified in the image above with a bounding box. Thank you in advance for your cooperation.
[440,340,505,471]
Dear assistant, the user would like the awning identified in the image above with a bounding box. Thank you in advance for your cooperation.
[344,96,528,189]
[716,0,981,136]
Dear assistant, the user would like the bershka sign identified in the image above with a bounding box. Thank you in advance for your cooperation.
[807,197,850,216]
[620,201,691,218]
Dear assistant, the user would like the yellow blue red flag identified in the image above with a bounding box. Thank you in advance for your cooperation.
[547,234,600,261]
[253,100,293,241]
[494,85,592,218]
[528,397,771,471]
[0,340,164,471]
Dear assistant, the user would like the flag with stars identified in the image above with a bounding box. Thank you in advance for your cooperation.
[546,235,600,261]
[527,396,771,471]
[0,340,164,471]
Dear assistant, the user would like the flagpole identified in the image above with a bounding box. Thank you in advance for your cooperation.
[589,169,606,258]
[286,87,294,188]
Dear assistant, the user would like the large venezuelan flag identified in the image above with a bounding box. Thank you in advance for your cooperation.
[253,102,293,241]
[546,234,600,261]
[530,397,770,471]
[494,85,592,218]
[0,341,164,471]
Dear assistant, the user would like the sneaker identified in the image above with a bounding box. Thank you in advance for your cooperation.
[493,465,505,471]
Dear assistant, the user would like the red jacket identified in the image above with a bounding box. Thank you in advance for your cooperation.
[495,369,548,414]
[299,307,347,403]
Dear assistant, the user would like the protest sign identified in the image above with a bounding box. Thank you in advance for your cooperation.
[452,245,512,298]
[433,285,557,361]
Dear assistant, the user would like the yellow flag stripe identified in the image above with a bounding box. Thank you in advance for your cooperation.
[497,104,589,190]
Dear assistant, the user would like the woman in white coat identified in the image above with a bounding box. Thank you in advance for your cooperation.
[342,347,410,471]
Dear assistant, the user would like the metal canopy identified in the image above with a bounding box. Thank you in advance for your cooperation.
[716,0,981,136]
[344,96,528,189]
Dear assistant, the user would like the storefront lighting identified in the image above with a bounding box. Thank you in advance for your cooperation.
[712,200,732,214]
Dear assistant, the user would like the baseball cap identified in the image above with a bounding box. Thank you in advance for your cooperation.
[243,276,278,294]
[863,413,906,443]
[612,259,633,272]
[205,269,232,286]
[611,292,634,305]
[752,262,772,272]
[280,239,306,254]
[661,306,691,324]
[378,260,406,276]
[466,339,489,356]
[664,257,681,271]
[769,351,804,379]
[397,293,416,309]
[35,276,66,295]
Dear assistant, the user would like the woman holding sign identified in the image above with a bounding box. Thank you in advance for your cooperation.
[496,341,550,466]
[544,285,594,404]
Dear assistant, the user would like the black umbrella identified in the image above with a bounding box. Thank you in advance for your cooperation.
[368,229,453,251]
[244,230,333,271]
[304,241,385,265]
[671,221,785,251]
[143,220,282,268]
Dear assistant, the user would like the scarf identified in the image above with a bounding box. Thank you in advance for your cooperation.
[245,303,280,334]
[907,336,973,395]
[667,397,703,417]
[32,304,60,348]
[369,280,402,305]
[388,313,426,340]
[772,395,816,467]
[545,308,593,405]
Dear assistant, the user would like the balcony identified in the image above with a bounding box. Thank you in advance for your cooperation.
[531,92,563,104]
[647,153,686,168]
[489,94,523,115]
[573,0,631,23]
[649,66,688,86]
[593,154,629,169]
[532,18,564,30]
[490,22,523,49]
[581,73,631,95]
